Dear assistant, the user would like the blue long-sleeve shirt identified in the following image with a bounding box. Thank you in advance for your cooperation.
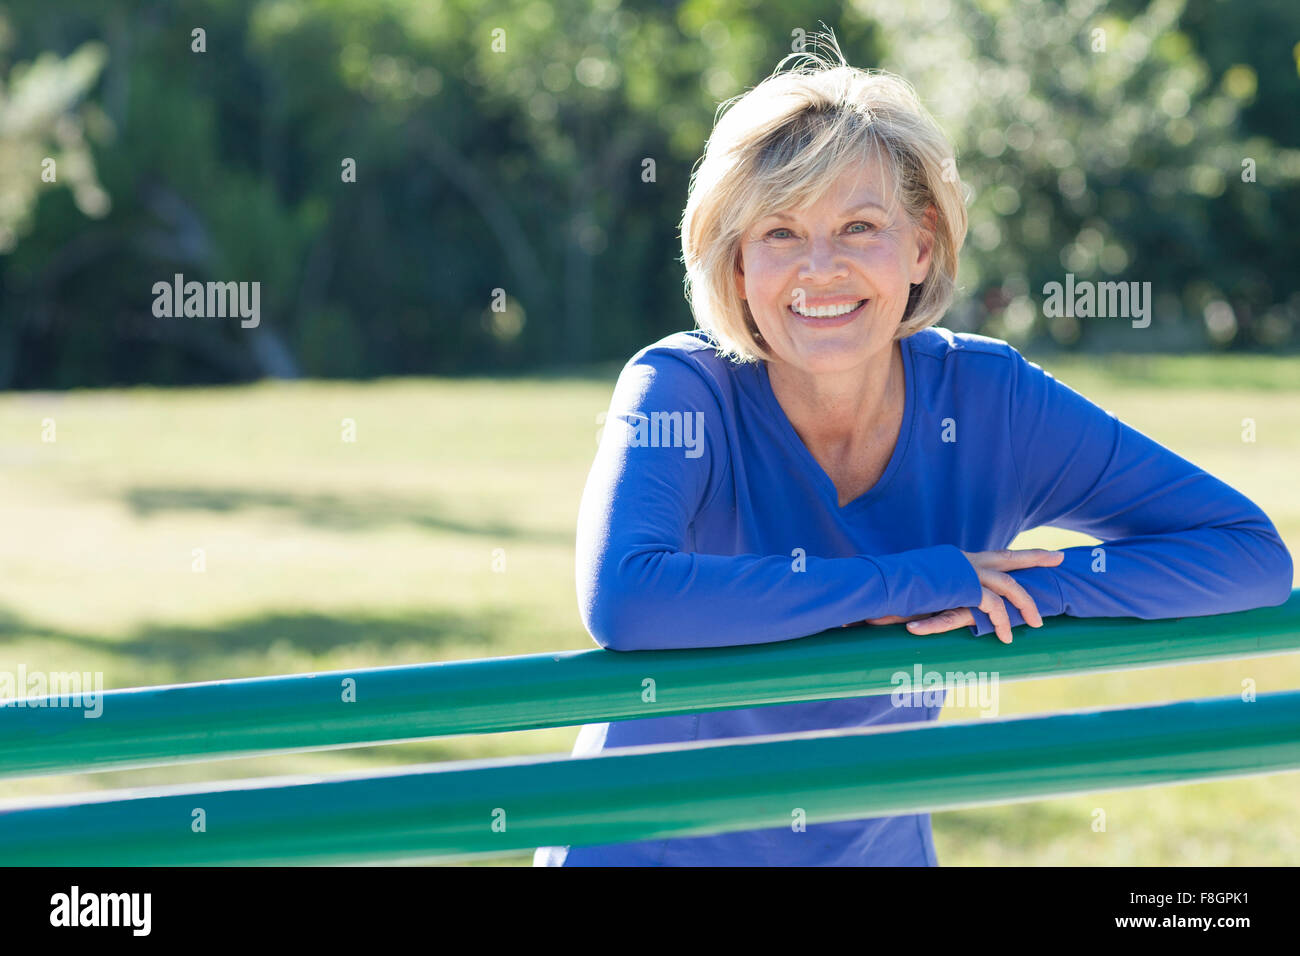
[533,326,1294,866]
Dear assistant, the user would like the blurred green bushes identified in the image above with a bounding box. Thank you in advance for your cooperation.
[1,0,1297,388]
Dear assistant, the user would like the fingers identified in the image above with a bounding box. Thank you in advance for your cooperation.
[905,607,973,635]
[1020,548,1066,568]
[979,588,1013,645]
[973,548,1064,572]
[962,549,1063,633]
[985,569,1043,628]
[861,548,1063,642]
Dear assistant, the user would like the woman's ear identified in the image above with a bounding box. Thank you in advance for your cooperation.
[912,204,939,285]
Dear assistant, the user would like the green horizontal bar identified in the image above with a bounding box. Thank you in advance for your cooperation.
[0,689,1297,865]
[1,590,1297,780]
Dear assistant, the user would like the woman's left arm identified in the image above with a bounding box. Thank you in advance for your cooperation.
[961,346,1294,637]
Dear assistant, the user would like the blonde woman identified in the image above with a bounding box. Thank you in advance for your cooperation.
[535,36,1293,867]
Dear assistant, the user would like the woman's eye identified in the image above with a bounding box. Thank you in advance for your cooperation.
[765,223,876,239]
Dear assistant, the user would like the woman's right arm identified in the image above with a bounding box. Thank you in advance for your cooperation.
[578,348,984,651]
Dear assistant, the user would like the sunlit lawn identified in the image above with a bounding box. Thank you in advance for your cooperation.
[0,346,1296,865]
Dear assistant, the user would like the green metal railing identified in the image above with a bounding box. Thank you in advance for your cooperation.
[0,689,1297,865]
[0,591,1297,864]
[2,595,1298,780]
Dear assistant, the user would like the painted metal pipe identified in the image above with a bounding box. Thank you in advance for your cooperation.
[0,689,1296,865]
[0,591,1297,779]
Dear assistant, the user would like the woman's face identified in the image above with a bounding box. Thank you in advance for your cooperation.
[734,157,937,376]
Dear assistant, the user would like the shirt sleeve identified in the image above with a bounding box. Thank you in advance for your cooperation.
[965,346,1293,637]
[579,347,984,651]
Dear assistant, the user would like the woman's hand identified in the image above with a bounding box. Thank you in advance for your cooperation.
[906,548,1065,644]
[847,548,1065,645]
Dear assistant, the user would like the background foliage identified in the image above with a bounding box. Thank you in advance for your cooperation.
[1,0,1298,385]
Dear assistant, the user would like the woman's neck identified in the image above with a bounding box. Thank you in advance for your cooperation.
[766,340,903,459]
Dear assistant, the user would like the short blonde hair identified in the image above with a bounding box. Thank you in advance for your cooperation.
[679,34,970,364]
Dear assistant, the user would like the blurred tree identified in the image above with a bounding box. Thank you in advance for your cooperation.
[0,24,109,386]
[0,0,1296,388]
[858,0,1300,351]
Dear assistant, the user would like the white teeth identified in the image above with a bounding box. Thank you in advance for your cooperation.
[791,299,865,317]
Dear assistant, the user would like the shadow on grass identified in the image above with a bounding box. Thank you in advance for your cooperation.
[0,602,538,684]
[120,485,570,544]
[933,799,1083,849]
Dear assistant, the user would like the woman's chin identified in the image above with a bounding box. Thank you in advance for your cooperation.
[774,340,874,373]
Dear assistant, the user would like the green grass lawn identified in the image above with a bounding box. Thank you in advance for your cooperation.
[0,347,1296,865]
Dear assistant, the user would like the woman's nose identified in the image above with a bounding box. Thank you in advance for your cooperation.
[798,236,850,282]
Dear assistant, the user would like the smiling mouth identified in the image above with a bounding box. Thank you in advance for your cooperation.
[788,299,868,325]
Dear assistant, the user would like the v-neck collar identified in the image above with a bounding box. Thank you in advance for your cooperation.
[756,334,917,513]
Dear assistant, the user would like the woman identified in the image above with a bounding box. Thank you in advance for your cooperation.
[534,41,1293,866]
